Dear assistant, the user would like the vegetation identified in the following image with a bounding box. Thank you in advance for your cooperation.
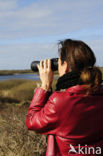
[0,70,58,76]
[0,79,57,156]
[99,67,103,78]
[0,69,34,76]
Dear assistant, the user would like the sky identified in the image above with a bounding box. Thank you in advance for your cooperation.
[0,0,103,70]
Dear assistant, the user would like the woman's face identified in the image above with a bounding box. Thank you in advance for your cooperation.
[58,57,69,77]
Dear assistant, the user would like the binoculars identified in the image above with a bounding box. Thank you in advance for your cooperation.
[31,58,58,72]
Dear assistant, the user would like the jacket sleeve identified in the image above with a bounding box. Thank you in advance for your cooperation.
[26,87,59,135]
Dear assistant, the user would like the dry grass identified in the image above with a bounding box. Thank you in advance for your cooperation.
[99,67,103,79]
[0,79,57,156]
[0,79,40,104]
[0,104,47,156]
[0,79,57,101]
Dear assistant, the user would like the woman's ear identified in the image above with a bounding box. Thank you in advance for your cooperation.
[64,61,69,73]
[65,66,69,73]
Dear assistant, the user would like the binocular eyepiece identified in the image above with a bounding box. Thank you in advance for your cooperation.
[31,58,58,72]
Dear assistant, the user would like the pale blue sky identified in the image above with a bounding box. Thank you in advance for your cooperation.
[0,0,103,69]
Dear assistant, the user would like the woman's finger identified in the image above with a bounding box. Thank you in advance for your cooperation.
[48,59,51,70]
[40,60,43,69]
[44,59,48,69]
[37,64,40,70]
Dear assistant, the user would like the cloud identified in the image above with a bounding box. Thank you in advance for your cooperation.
[0,0,103,69]
[0,0,103,39]
[0,0,17,11]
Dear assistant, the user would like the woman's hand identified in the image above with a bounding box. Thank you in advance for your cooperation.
[37,59,54,91]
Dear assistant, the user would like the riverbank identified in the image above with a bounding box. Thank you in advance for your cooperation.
[0,79,57,105]
[0,69,33,75]
[0,69,58,76]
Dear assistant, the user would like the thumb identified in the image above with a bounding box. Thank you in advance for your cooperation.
[37,64,40,70]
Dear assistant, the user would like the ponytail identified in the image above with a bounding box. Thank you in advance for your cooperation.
[80,66,102,95]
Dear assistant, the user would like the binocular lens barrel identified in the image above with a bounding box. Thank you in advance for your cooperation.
[31,58,58,72]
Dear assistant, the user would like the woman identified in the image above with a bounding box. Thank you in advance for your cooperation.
[26,39,103,156]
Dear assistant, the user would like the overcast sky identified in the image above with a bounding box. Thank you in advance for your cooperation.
[0,0,103,69]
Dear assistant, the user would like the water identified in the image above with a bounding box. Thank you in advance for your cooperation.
[0,74,40,81]
[0,74,58,81]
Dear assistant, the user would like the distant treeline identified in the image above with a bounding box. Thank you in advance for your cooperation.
[0,68,102,76]
[0,69,58,76]
[0,69,34,75]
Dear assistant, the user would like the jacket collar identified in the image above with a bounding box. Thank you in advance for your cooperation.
[65,84,103,95]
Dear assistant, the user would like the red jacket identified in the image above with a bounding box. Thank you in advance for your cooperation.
[26,84,103,156]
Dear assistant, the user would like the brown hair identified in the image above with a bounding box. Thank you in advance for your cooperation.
[58,39,102,95]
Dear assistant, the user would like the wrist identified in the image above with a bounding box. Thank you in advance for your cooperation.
[40,83,51,91]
